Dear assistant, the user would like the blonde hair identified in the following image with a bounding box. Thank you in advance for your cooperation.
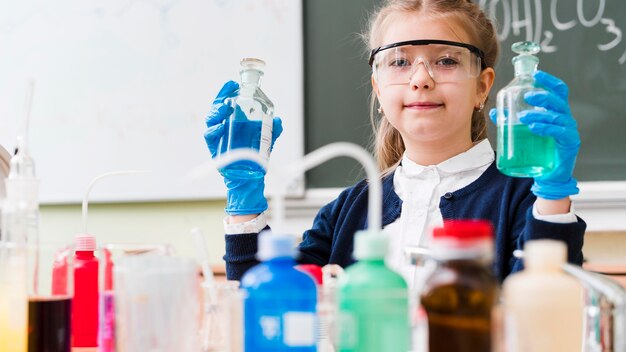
[365,0,499,174]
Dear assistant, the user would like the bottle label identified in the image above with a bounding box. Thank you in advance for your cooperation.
[252,310,317,348]
[283,312,316,346]
[337,312,358,348]
[259,118,272,159]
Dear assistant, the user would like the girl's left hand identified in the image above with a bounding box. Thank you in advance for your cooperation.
[490,70,580,200]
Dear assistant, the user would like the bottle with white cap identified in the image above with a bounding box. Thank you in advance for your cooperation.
[502,239,584,352]
[337,230,410,352]
[72,234,99,347]
[240,231,317,351]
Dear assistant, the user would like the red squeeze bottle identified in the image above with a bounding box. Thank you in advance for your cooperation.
[72,234,99,347]
[296,264,324,286]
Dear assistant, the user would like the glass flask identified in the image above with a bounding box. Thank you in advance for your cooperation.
[496,41,555,177]
[218,58,274,179]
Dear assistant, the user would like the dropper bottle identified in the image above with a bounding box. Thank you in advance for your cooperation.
[496,41,556,177]
[217,58,275,179]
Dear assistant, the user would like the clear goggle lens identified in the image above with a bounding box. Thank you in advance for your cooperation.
[372,44,483,85]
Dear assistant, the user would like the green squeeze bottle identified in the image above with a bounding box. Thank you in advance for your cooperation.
[337,231,410,352]
[496,41,556,177]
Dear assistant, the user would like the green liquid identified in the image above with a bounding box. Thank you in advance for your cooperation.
[497,124,555,177]
[338,260,410,352]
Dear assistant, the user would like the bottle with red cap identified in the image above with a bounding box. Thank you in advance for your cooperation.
[72,234,99,347]
[419,220,498,352]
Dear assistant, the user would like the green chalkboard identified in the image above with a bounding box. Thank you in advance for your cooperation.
[304,0,626,188]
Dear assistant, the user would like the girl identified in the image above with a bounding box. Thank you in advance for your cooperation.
[204,0,585,283]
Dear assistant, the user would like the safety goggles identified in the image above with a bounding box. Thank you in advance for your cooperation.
[369,39,486,85]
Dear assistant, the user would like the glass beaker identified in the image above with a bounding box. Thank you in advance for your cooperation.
[496,41,556,177]
[217,58,275,180]
[113,255,200,352]
[200,280,243,352]
[0,242,28,351]
[27,241,74,352]
[98,243,173,352]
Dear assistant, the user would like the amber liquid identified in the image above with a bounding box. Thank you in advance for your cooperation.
[28,296,72,352]
[420,260,498,352]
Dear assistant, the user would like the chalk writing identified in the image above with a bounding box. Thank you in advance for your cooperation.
[479,0,625,64]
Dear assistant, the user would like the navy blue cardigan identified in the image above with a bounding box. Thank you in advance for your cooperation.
[224,162,586,281]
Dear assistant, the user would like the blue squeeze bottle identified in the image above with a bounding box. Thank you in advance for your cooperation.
[240,232,317,351]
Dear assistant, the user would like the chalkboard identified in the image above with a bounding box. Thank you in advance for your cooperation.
[0,0,304,203]
[304,0,626,189]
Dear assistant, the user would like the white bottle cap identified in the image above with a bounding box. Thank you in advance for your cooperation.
[353,230,387,260]
[524,239,566,270]
[75,234,96,251]
[257,231,295,261]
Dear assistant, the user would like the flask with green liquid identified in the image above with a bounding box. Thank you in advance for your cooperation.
[496,41,555,177]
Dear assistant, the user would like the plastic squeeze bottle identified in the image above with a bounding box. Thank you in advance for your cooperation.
[420,220,499,352]
[502,239,584,352]
[72,234,99,347]
[496,41,556,177]
[218,58,275,179]
[337,231,410,352]
[240,232,317,351]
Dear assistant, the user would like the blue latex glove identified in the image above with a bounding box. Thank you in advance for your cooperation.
[204,80,284,215]
[489,70,580,200]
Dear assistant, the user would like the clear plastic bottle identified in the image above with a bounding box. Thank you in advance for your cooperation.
[337,231,410,352]
[1,136,39,244]
[496,41,556,177]
[318,264,343,352]
[240,232,317,351]
[218,58,275,180]
[502,240,584,352]
[419,220,498,352]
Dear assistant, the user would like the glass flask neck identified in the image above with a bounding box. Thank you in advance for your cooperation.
[512,55,539,77]
[240,68,263,86]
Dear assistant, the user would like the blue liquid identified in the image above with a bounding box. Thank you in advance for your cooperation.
[218,119,266,179]
[241,257,318,351]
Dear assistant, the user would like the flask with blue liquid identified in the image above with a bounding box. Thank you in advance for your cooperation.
[240,232,317,351]
[218,58,274,179]
[496,41,556,177]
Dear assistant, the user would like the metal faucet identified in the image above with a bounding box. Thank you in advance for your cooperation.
[563,263,626,352]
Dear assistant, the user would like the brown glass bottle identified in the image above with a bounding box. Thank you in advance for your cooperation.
[419,220,498,352]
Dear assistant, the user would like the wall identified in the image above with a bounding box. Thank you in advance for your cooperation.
[38,183,626,268]
[40,200,228,265]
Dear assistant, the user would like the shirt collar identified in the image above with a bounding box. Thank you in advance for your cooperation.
[400,139,495,177]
